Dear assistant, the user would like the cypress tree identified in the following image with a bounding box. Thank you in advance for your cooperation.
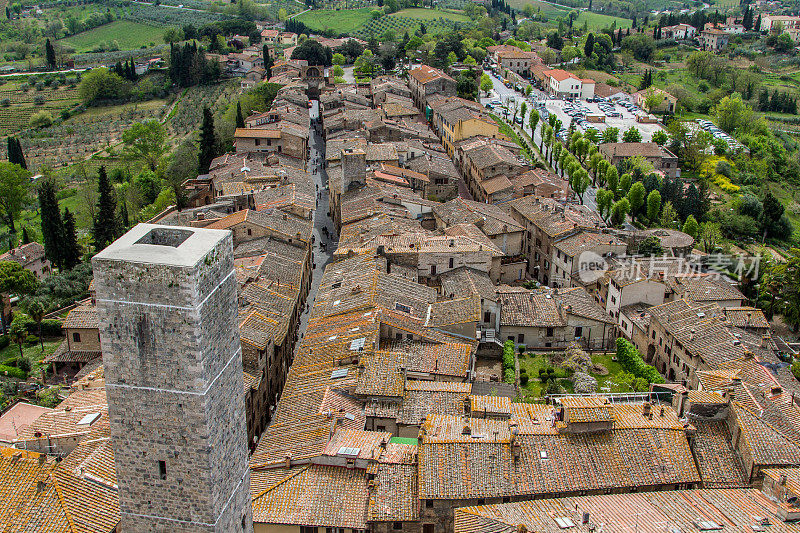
[198,107,217,174]
[10,138,27,169]
[92,166,118,251]
[61,207,81,270]
[21,226,30,244]
[45,38,56,69]
[236,101,245,128]
[119,200,129,230]
[38,179,64,271]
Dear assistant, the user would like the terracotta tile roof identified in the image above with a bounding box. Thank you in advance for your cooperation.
[689,418,747,488]
[0,402,52,442]
[440,267,497,301]
[368,461,418,522]
[554,231,624,258]
[454,488,800,533]
[723,306,770,329]
[599,142,676,160]
[426,296,481,327]
[400,381,471,425]
[409,64,455,85]
[509,196,603,237]
[62,303,98,330]
[44,340,102,364]
[251,464,369,529]
[665,276,745,303]
[418,411,700,499]
[498,289,565,328]
[469,395,512,416]
[559,287,615,324]
[730,402,800,467]
[0,242,46,266]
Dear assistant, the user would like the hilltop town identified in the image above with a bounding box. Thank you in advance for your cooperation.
[2,0,800,530]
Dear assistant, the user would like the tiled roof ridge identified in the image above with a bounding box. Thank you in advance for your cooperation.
[735,401,800,448]
[51,472,79,533]
[251,464,311,498]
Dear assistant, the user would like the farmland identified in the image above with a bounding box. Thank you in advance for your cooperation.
[0,79,82,136]
[294,7,374,34]
[576,10,632,29]
[60,21,165,53]
[390,8,470,21]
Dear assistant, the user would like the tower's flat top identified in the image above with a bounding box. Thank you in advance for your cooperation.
[93,223,230,267]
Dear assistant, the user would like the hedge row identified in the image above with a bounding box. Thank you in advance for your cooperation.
[502,340,515,384]
[615,337,665,384]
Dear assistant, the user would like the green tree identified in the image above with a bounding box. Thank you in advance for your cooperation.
[611,198,630,226]
[236,101,245,129]
[698,221,722,252]
[92,166,118,251]
[480,73,493,95]
[660,201,679,229]
[572,169,590,204]
[627,181,646,219]
[682,214,699,239]
[602,127,619,143]
[638,235,664,256]
[24,298,46,353]
[45,38,56,69]
[121,120,168,171]
[646,189,661,223]
[760,191,785,241]
[0,261,38,295]
[652,130,668,146]
[0,162,31,234]
[622,127,642,143]
[38,178,63,271]
[332,52,346,65]
[198,107,217,174]
[713,93,753,134]
[596,188,614,220]
[606,166,619,194]
[61,207,82,270]
[77,68,128,105]
[529,108,539,136]
[9,316,28,360]
[7,137,27,169]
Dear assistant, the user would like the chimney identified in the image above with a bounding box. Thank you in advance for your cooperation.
[37,481,46,493]
[284,453,292,469]
[761,335,770,348]
[642,402,652,418]
[38,454,46,465]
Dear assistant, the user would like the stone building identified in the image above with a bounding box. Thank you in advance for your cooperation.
[0,242,51,279]
[408,65,457,110]
[93,224,253,532]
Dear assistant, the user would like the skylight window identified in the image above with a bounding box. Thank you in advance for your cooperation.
[695,520,723,531]
[76,412,101,426]
[554,517,575,529]
[330,368,348,379]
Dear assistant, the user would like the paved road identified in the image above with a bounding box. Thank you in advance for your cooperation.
[294,99,336,347]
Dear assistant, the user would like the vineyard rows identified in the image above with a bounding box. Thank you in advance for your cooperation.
[352,14,472,38]
[120,4,229,27]
[166,81,240,140]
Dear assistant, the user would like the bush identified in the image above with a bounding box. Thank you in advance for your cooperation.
[615,337,665,384]
[26,334,39,345]
[792,359,800,381]
[0,365,27,379]
[0,98,9,107]
[0,335,8,349]
[29,110,53,129]
[39,319,63,337]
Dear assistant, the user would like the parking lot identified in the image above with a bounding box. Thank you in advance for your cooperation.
[480,72,665,143]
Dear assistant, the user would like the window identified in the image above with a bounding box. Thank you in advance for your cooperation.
[242,515,247,530]
[430,265,437,276]
[72,332,81,342]
[158,460,167,480]
[393,523,403,531]
[574,327,583,338]
[377,425,386,432]
[477,498,485,505]
[546,327,554,337]
[425,499,434,508]
[301,528,317,533]
[247,228,252,236]
[517,334,524,343]
[449,258,454,269]
[423,526,435,533]
[484,311,491,323]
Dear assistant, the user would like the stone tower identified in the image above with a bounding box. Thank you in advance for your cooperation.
[92,224,252,533]
[341,147,367,191]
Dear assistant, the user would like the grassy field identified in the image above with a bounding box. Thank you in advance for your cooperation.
[391,7,470,21]
[60,21,165,53]
[294,7,374,34]
[0,337,64,372]
[577,11,631,30]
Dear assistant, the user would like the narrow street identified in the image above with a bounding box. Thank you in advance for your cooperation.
[295,99,335,347]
